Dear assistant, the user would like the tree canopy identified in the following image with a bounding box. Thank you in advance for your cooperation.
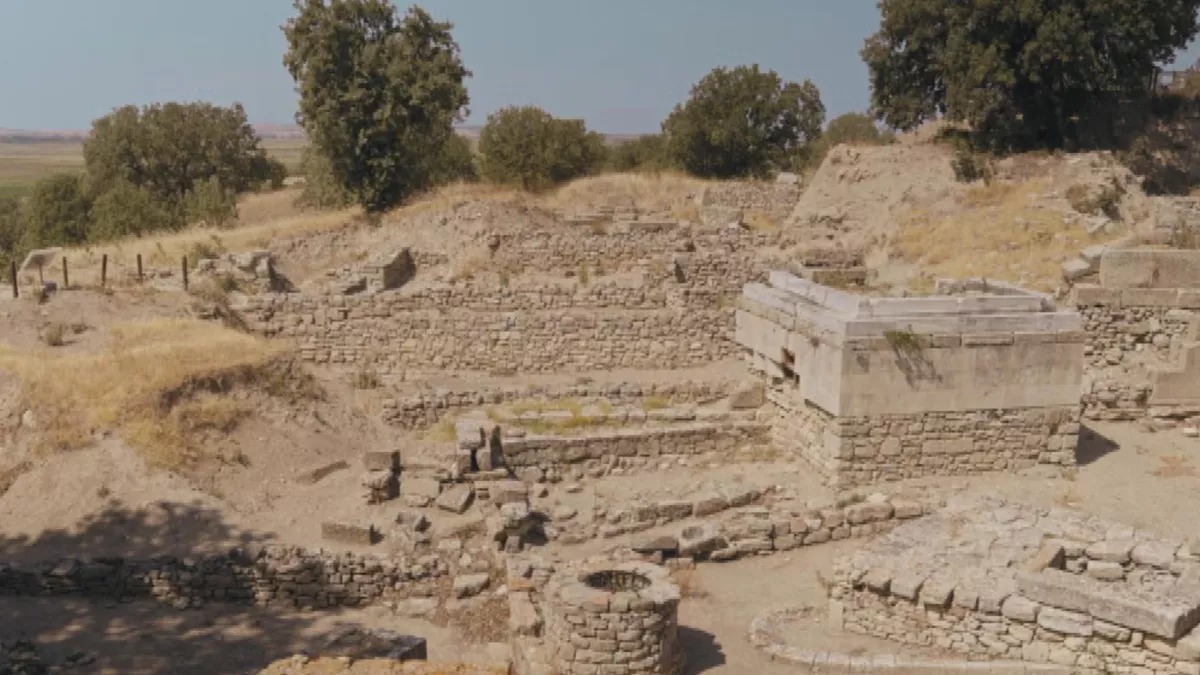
[283,0,471,213]
[662,65,825,178]
[478,106,607,190]
[863,0,1200,150]
[83,102,282,207]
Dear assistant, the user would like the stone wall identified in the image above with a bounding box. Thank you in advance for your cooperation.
[0,545,454,610]
[698,182,804,225]
[239,293,736,373]
[381,380,735,430]
[493,422,770,483]
[1074,287,1197,368]
[770,382,1078,487]
[833,497,1200,675]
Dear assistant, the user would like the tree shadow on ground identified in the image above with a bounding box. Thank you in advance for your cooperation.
[0,500,399,675]
[1076,425,1120,467]
[680,625,726,674]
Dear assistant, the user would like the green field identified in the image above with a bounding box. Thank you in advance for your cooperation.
[0,138,308,199]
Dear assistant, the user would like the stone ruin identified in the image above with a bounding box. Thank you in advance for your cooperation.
[736,271,1084,486]
[1074,247,1200,425]
[832,496,1200,674]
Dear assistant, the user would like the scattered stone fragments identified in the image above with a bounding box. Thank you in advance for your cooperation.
[320,522,377,547]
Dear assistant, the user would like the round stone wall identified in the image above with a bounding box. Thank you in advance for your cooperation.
[543,561,683,675]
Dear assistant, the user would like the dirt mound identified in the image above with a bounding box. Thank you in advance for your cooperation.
[786,143,961,249]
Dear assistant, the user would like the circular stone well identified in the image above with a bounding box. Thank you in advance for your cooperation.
[543,561,683,675]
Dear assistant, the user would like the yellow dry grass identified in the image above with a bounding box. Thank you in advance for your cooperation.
[893,179,1119,291]
[0,319,291,468]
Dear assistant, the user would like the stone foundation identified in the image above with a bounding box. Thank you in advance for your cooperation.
[0,546,454,610]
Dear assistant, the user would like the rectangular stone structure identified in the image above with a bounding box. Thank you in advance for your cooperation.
[737,271,1084,487]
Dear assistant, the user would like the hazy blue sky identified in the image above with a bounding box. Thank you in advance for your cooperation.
[3,1,1200,133]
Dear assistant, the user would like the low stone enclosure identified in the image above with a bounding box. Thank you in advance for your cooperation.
[832,496,1200,675]
[736,271,1085,487]
[1073,248,1200,423]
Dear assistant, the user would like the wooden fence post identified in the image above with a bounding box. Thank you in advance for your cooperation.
[137,254,143,283]
[62,257,69,289]
[9,261,16,299]
[181,255,189,291]
[101,254,108,288]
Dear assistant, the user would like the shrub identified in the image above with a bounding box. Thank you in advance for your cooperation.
[23,174,91,248]
[90,180,180,240]
[951,145,993,183]
[606,135,671,172]
[479,106,607,190]
[296,147,353,209]
[184,177,239,228]
[428,133,479,186]
[1066,183,1124,219]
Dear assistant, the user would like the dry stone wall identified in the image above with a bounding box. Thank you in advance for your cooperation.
[698,182,804,226]
[1074,286,1198,368]
[239,293,735,373]
[0,545,455,610]
[833,497,1200,675]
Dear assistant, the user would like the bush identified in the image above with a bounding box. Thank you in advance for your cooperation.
[428,133,479,186]
[0,197,25,271]
[296,147,352,210]
[90,180,180,240]
[1066,183,1124,219]
[479,106,607,190]
[184,177,239,228]
[606,135,671,172]
[951,145,993,183]
[84,102,280,206]
[23,174,91,248]
[662,65,825,178]
[40,323,66,347]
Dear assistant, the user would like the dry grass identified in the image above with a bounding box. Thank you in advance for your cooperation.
[893,179,1117,291]
[0,319,297,468]
[539,172,706,214]
[1152,454,1197,479]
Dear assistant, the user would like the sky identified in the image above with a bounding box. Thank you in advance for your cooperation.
[2,1,1200,134]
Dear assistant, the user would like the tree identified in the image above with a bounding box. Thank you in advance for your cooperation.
[428,133,478,186]
[283,1,471,214]
[478,106,607,190]
[606,134,672,173]
[296,147,352,209]
[824,112,894,147]
[662,65,825,178]
[23,174,91,248]
[83,102,280,207]
[863,0,1200,151]
[90,180,179,240]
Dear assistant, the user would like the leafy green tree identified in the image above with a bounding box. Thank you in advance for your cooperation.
[23,174,91,248]
[607,134,672,172]
[183,177,239,228]
[283,1,471,213]
[428,133,478,186]
[662,65,825,178]
[824,112,894,147]
[863,0,1200,151]
[90,180,180,240]
[479,106,607,190]
[83,102,280,207]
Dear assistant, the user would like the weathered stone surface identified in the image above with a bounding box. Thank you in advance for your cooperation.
[846,501,895,525]
[1086,539,1134,563]
[320,522,376,547]
[889,572,925,600]
[362,451,401,472]
[1132,540,1179,569]
[436,485,474,514]
[1037,607,1094,636]
[403,477,442,500]
[1085,560,1124,581]
[678,522,725,558]
[890,499,923,519]
[692,493,728,517]
[727,381,766,409]
[631,535,679,555]
[452,574,490,599]
[1001,595,1040,622]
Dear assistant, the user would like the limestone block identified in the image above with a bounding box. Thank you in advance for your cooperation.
[452,573,490,599]
[678,522,725,558]
[1062,258,1093,282]
[1132,540,1180,569]
[846,501,894,525]
[1021,542,1066,573]
[890,499,923,519]
[692,493,728,517]
[727,381,766,410]
[889,572,926,600]
[1085,560,1125,581]
[436,485,475,514]
[1086,539,1134,563]
[1038,607,1094,637]
[320,522,377,547]
[1001,595,1040,622]
[509,592,541,637]
[362,451,401,472]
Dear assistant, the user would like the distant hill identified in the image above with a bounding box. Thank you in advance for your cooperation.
[0,123,646,145]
